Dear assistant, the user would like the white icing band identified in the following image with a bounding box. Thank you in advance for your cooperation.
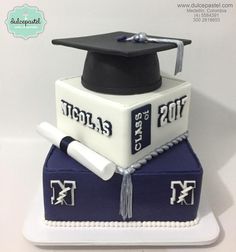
[45,217,199,228]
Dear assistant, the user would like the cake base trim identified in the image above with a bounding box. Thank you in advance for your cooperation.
[44,217,199,228]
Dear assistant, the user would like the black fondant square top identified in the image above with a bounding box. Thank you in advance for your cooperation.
[52,31,191,57]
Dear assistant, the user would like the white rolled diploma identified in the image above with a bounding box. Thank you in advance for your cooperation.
[37,122,116,181]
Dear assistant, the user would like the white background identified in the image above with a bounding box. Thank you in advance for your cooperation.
[0,0,236,251]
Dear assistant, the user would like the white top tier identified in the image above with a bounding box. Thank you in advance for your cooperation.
[55,75,191,168]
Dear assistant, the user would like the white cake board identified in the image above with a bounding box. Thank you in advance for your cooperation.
[22,189,220,247]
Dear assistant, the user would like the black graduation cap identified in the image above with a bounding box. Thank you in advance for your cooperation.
[52,31,191,95]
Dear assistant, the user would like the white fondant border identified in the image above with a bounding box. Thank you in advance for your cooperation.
[44,217,199,228]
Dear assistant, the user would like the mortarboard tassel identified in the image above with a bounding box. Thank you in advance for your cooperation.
[117,166,135,220]
[117,32,184,75]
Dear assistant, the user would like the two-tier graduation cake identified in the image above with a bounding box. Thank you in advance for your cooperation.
[38,31,203,228]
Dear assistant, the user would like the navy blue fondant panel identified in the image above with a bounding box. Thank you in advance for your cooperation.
[131,104,151,154]
[43,139,203,221]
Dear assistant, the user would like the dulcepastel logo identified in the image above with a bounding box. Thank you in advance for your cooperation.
[5,4,46,39]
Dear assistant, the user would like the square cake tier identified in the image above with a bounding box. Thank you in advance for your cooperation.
[55,75,191,168]
[43,139,202,222]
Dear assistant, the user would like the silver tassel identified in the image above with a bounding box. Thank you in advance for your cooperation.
[118,32,184,75]
[172,39,184,75]
[143,37,184,75]
[117,167,135,220]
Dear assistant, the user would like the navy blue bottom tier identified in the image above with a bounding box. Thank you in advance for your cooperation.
[43,139,203,222]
